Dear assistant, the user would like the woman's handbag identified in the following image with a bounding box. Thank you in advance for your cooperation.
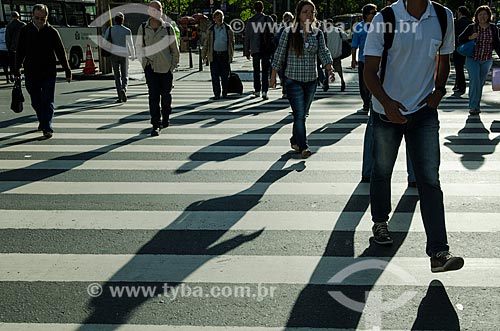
[10,78,24,113]
[457,40,475,57]
[492,68,500,91]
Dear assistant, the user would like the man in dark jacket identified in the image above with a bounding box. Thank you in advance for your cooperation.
[5,11,25,83]
[244,1,274,100]
[453,6,472,94]
[15,4,72,139]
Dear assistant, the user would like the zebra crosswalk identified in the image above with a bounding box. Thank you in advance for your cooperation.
[0,80,499,330]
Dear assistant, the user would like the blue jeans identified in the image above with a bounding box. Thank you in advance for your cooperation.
[144,65,173,127]
[371,107,449,256]
[285,78,317,151]
[25,74,56,133]
[111,55,128,97]
[210,52,230,97]
[465,57,493,110]
[252,52,270,93]
[362,109,416,181]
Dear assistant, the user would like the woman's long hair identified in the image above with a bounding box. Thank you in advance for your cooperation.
[289,0,316,57]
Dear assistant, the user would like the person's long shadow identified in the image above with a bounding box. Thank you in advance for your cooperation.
[175,116,292,173]
[0,130,150,192]
[411,280,460,330]
[285,185,419,329]
[77,155,306,329]
[444,114,500,170]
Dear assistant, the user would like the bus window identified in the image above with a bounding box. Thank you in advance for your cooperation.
[64,2,84,26]
[84,4,96,26]
[48,2,64,25]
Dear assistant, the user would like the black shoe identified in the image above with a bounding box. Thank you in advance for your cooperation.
[357,108,369,114]
[161,120,170,129]
[340,82,346,92]
[361,176,370,183]
[120,89,127,102]
[150,127,160,137]
[322,79,329,92]
[115,98,123,103]
[372,222,393,246]
[431,251,464,273]
[43,131,53,139]
[211,95,220,100]
[408,181,417,188]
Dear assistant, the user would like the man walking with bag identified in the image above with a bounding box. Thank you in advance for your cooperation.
[15,4,71,139]
[137,0,179,137]
[202,10,235,100]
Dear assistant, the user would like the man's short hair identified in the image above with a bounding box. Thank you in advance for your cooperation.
[213,9,224,18]
[282,11,293,21]
[458,6,471,18]
[10,11,20,18]
[115,12,124,24]
[32,4,49,16]
[362,3,377,21]
[254,1,264,13]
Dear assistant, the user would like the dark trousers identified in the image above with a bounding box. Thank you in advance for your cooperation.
[358,61,372,110]
[210,52,230,97]
[8,51,16,79]
[144,65,173,128]
[453,51,466,92]
[111,55,128,98]
[252,52,270,93]
[25,74,57,133]
[371,107,449,256]
[0,51,8,82]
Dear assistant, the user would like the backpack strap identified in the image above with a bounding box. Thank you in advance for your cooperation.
[380,7,395,84]
[431,1,447,48]
[141,22,146,47]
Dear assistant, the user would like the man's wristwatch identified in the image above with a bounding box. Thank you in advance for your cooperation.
[435,86,447,96]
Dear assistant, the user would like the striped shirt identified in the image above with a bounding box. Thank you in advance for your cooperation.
[271,26,332,83]
[474,26,493,61]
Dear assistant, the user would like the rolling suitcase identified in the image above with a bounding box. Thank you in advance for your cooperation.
[227,72,243,95]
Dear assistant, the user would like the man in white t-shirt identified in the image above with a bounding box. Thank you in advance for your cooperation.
[363,0,464,273]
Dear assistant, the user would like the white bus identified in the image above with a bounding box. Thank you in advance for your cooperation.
[0,0,98,68]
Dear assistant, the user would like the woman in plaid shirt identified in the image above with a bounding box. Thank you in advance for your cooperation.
[459,5,500,115]
[270,0,334,158]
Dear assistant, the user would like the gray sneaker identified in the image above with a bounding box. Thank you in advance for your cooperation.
[431,251,464,273]
[372,222,393,246]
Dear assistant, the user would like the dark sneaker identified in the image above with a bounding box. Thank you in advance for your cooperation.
[290,144,300,152]
[150,127,160,137]
[43,131,53,139]
[161,120,170,129]
[301,149,312,159]
[431,251,464,273]
[120,89,127,102]
[372,222,393,246]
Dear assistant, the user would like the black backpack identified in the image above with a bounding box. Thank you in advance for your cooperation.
[379,1,447,83]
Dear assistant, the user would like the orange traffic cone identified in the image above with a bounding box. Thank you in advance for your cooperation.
[83,44,98,75]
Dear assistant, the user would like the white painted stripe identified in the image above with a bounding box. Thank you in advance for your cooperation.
[10,122,498,130]
[2,181,500,196]
[0,254,494,287]
[0,144,496,154]
[0,132,497,141]
[0,160,499,172]
[0,323,374,331]
[0,210,497,233]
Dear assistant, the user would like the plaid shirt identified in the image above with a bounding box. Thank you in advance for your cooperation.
[474,26,493,61]
[272,26,332,82]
